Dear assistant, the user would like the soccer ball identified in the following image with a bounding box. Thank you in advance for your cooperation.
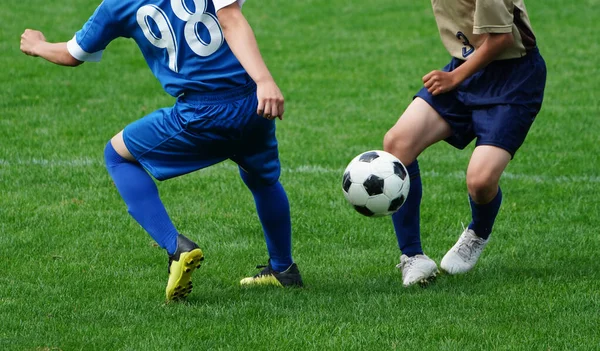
[342,150,410,217]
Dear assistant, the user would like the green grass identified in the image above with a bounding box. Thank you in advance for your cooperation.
[2,0,599,350]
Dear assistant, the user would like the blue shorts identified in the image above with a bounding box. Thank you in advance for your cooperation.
[123,82,280,184]
[415,48,547,157]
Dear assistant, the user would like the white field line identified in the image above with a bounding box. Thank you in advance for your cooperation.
[1,158,598,184]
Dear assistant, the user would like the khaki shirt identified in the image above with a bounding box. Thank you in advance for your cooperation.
[431,0,537,60]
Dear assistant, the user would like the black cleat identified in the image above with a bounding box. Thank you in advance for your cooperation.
[240,261,303,287]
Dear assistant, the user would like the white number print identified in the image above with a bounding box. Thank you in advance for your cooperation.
[136,0,224,73]
[171,0,223,57]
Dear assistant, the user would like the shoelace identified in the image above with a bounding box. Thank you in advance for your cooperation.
[456,235,485,260]
[253,264,274,278]
[396,256,417,270]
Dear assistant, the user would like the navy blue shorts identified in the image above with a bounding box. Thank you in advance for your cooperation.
[123,82,280,184]
[415,48,547,157]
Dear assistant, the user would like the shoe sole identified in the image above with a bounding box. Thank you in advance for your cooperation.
[403,270,439,288]
[418,270,438,287]
[240,274,284,287]
[166,249,204,301]
[440,257,476,275]
[440,266,472,275]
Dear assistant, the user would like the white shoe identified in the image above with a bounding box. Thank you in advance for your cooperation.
[397,254,438,287]
[441,229,489,275]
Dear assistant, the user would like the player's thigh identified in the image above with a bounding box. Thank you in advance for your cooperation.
[383,97,452,164]
[232,117,280,187]
[110,130,135,161]
[473,104,537,158]
[466,145,511,191]
[123,106,229,180]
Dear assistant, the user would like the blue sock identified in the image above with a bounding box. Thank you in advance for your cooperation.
[104,142,178,255]
[240,168,293,272]
[391,160,423,257]
[468,187,502,240]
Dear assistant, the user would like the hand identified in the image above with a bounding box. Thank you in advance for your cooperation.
[20,29,46,57]
[256,79,284,120]
[422,70,459,96]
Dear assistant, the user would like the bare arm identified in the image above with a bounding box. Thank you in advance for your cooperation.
[20,29,82,67]
[423,33,514,96]
[217,3,284,120]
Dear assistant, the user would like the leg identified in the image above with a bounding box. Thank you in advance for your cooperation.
[383,98,452,257]
[105,131,179,255]
[232,115,293,273]
[238,168,303,287]
[106,108,209,301]
[239,168,293,272]
[384,98,453,166]
[466,145,511,238]
[231,112,302,287]
[384,98,452,287]
[439,50,545,276]
[106,101,228,254]
[440,145,510,274]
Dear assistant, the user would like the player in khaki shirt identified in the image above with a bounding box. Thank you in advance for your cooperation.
[384,0,546,286]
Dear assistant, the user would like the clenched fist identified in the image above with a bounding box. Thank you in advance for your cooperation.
[20,29,46,56]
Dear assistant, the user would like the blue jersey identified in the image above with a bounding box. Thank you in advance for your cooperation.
[66,0,251,96]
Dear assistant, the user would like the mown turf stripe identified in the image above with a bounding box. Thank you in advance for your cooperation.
[1,157,598,183]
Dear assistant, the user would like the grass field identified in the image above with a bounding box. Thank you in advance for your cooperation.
[2,0,599,350]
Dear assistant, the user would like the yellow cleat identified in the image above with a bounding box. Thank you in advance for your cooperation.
[240,262,303,287]
[166,234,204,301]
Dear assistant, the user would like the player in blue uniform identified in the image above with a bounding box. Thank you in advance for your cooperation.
[20,0,303,301]
[384,0,546,286]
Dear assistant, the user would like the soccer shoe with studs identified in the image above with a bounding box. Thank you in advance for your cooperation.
[240,262,303,287]
[440,229,489,275]
[166,234,204,301]
[397,254,438,287]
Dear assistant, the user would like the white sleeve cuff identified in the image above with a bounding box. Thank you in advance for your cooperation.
[213,0,246,11]
[67,36,103,62]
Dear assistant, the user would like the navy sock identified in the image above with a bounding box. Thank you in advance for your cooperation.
[391,160,423,257]
[240,169,293,272]
[104,142,178,255]
[468,187,502,240]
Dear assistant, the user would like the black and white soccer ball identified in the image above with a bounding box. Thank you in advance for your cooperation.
[342,150,410,217]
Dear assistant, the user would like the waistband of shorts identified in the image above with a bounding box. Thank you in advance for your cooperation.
[452,46,540,67]
[179,81,257,103]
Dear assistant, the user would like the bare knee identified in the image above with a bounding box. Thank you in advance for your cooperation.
[383,129,417,165]
[382,130,397,154]
[466,170,499,203]
[383,99,451,165]
[466,145,511,203]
